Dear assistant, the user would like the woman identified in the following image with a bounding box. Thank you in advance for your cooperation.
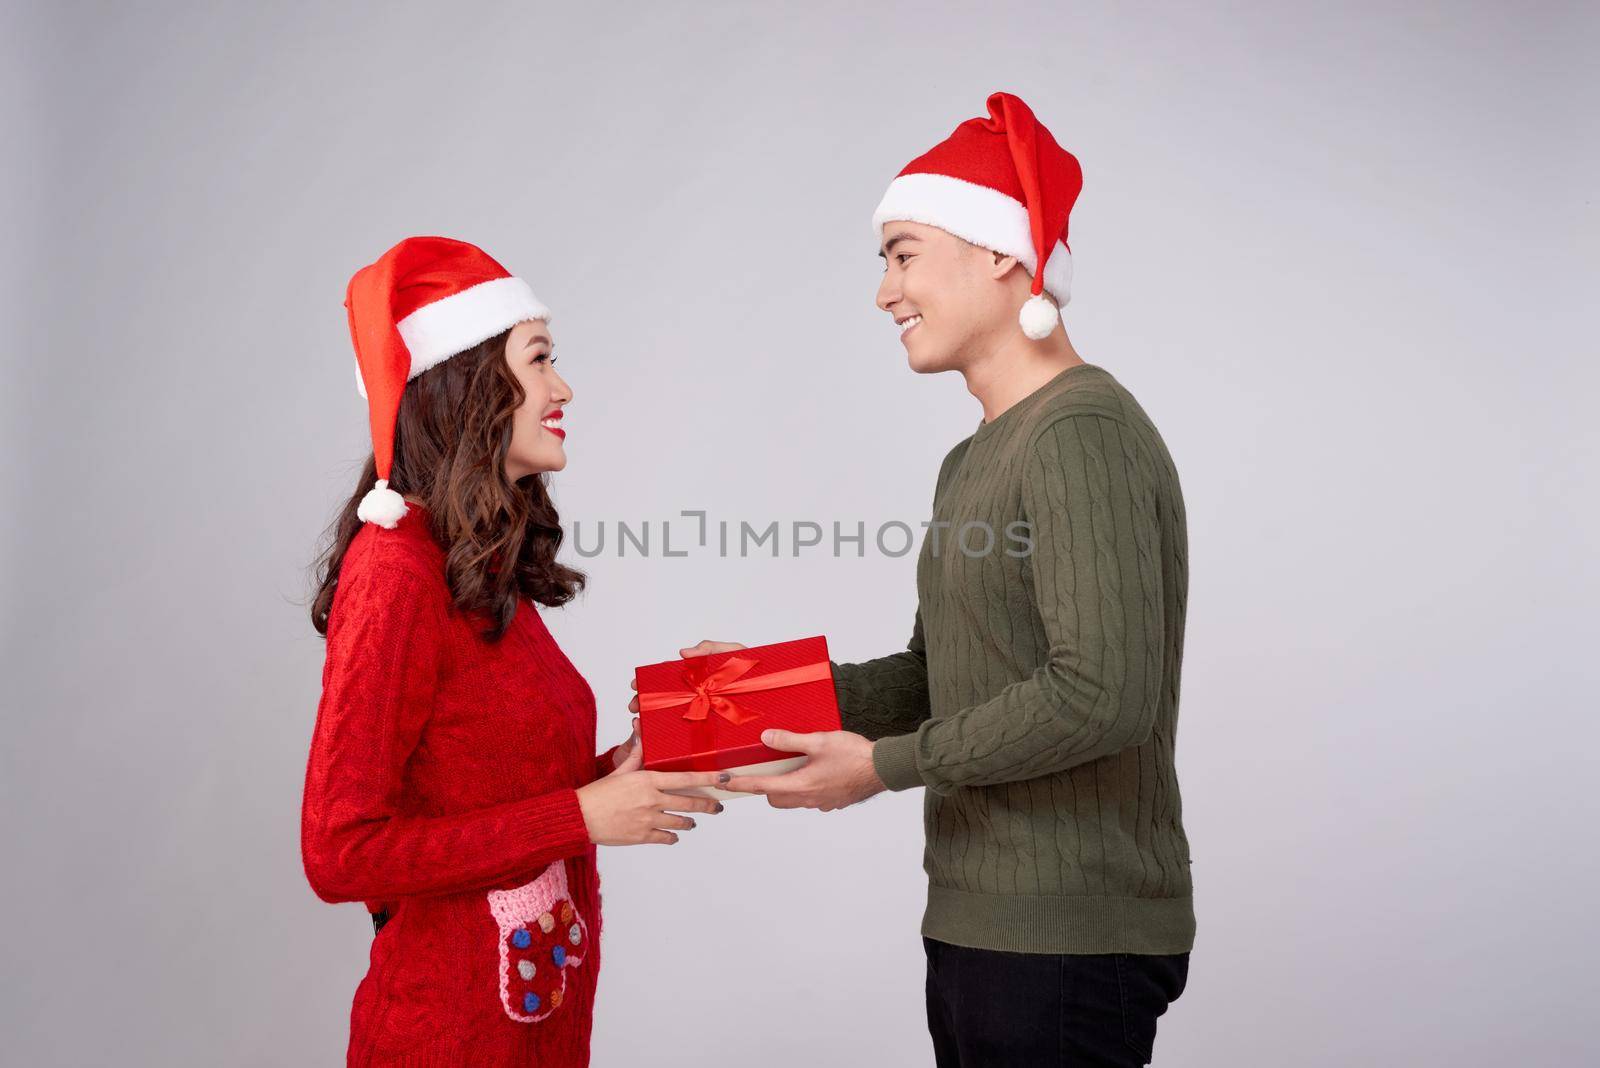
[302,236,728,1066]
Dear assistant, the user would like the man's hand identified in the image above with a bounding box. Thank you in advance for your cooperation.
[724,729,887,811]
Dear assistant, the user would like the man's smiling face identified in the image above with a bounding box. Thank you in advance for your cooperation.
[875,220,1020,374]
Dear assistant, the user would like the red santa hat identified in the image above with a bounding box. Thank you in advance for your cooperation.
[344,236,550,528]
[872,92,1083,340]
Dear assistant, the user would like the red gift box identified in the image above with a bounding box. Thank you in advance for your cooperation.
[634,635,841,795]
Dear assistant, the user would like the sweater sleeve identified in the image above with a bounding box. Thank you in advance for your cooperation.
[593,746,621,782]
[872,414,1165,794]
[830,610,932,740]
[301,558,593,903]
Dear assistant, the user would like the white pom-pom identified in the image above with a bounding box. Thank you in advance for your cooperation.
[357,479,408,529]
[1019,294,1060,340]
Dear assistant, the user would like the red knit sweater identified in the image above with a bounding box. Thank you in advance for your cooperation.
[302,505,618,1067]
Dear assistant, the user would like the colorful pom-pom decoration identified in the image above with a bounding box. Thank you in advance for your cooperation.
[511,928,531,949]
[523,992,541,1014]
[552,945,567,967]
[517,959,536,981]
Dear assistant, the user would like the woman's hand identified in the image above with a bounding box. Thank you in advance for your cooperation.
[609,716,641,770]
[576,743,727,846]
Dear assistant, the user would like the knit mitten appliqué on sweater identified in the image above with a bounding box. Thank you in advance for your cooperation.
[487,860,590,1023]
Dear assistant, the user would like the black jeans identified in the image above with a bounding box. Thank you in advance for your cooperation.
[923,937,1189,1067]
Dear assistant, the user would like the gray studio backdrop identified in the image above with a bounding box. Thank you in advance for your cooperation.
[3,2,1596,1065]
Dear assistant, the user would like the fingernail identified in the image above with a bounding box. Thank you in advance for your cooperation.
[685,819,697,829]
[717,773,731,784]
[713,803,726,814]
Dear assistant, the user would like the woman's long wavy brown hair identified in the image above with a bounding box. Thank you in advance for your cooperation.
[310,329,584,642]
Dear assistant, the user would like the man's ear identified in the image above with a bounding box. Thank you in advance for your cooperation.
[989,249,1025,281]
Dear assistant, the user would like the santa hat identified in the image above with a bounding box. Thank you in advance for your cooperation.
[343,236,550,528]
[872,92,1083,340]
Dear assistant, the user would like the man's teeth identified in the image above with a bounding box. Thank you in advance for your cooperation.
[899,315,923,335]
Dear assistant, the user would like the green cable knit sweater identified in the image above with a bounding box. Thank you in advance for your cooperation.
[834,363,1195,955]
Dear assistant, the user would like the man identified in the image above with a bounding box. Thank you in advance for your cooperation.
[651,92,1195,1066]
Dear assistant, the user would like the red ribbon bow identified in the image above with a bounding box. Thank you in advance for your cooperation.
[637,656,831,725]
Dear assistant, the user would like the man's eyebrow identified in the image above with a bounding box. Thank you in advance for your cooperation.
[878,232,919,259]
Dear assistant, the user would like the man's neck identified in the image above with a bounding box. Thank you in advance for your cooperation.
[960,328,1086,423]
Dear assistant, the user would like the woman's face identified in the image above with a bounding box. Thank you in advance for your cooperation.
[503,319,571,480]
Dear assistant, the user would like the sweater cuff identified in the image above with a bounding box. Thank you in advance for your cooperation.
[872,733,925,792]
[594,746,620,782]
[504,788,593,865]
[831,660,859,733]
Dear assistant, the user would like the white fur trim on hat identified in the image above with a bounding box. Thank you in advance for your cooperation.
[872,172,1073,307]
[397,276,551,380]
